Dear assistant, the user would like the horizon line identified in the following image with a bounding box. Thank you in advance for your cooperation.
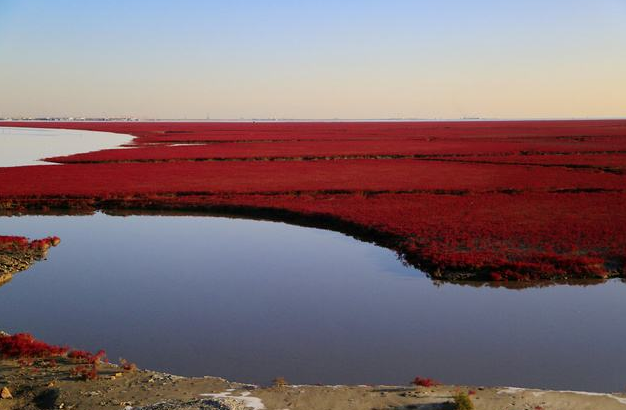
[2,116,626,123]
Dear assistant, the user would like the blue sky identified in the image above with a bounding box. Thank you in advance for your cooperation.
[1,0,624,118]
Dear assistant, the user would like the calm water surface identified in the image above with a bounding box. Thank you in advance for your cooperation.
[1,214,625,392]
[0,127,131,166]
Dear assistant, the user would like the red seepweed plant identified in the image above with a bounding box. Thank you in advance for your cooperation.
[68,349,107,380]
[411,376,440,388]
[0,236,61,250]
[0,333,108,380]
[0,333,69,359]
[119,358,138,372]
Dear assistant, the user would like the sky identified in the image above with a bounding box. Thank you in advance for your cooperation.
[0,0,625,119]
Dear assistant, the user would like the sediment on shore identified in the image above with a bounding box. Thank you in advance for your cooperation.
[0,236,60,287]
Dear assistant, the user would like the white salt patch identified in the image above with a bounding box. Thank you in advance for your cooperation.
[497,387,527,395]
[169,143,208,147]
[534,390,626,405]
[202,391,266,410]
[498,387,626,406]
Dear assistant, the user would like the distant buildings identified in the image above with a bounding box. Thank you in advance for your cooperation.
[0,117,140,122]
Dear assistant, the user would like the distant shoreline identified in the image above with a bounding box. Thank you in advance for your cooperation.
[2,117,626,123]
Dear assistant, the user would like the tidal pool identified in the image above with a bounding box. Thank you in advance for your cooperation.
[0,126,131,167]
[0,213,625,392]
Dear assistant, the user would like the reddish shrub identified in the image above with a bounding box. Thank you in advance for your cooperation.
[1,333,108,380]
[0,236,61,250]
[70,363,99,380]
[68,349,107,365]
[412,376,440,387]
[0,333,68,359]
[119,358,137,372]
[67,349,91,361]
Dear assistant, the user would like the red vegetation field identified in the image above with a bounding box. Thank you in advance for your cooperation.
[1,120,625,282]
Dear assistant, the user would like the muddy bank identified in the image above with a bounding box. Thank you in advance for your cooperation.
[0,236,59,287]
[1,332,625,410]
[1,357,625,410]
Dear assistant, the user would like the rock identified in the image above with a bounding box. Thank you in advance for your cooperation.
[34,388,60,409]
[1,386,13,399]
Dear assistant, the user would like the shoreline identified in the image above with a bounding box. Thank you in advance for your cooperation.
[2,202,623,284]
[1,353,626,410]
[1,331,625,410]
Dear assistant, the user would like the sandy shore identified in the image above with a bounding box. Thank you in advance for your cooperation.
[1,358,625,410]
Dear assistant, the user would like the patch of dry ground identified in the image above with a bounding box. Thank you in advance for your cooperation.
[1,359,625,410]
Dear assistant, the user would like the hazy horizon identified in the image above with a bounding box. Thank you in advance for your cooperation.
[1,0,625,119]
[3,116,626,122]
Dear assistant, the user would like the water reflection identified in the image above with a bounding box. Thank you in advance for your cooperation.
[0,213,625,392]
[0,127,132,167]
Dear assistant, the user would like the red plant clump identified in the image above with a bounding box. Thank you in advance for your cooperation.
[0,236,60,250]
[119,357,137,372]
[70,364,99,380]
[0,333,68,359]
[0,236,30,248]
[412,376,440,387]
[68,349,107,380]
[68,348,107,364]
[1,120,626,282]
[0,333,107,380]
[67,349,92,361]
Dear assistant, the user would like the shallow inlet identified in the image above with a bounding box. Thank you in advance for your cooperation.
[0,126,131,167]
[1,213,625,392]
